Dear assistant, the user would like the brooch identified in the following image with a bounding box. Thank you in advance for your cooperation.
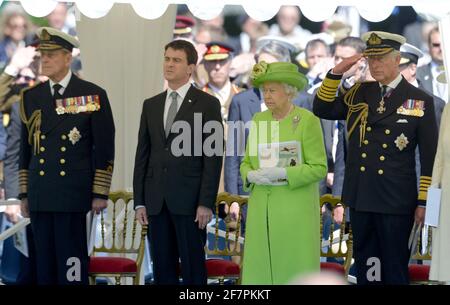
[292,115,300,132]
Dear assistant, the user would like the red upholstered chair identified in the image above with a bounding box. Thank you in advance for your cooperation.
[88,191,148,285]
[320,194,353,279]
[205,192,247,284]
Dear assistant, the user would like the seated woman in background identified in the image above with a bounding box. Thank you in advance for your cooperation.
[240,61,327,284]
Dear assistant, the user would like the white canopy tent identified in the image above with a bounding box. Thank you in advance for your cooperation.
[3,0,450,193]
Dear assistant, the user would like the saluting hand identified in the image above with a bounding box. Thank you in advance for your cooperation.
[332,54,363,75]
[5,204,21,223]
[92,198,108,214]
[195,205,212,229]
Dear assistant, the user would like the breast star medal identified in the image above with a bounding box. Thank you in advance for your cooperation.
[394,133,409,151]
[68,127,81,145]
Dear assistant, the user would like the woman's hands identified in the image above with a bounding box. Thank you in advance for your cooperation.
[247,167,287,185]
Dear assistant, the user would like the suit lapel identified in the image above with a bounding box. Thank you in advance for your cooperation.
[156,91,167,142]
[39,81,59,134]
[173,85,198,123]
[250,88,261,113]
[368,78,409,125]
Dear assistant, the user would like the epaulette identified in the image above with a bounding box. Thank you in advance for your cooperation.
[19,83,43,154]
[19,82,40,123]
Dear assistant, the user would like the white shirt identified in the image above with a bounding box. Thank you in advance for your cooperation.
[430,61,448,103]
[49,70,72,96]
[164,81,191,129]
[208,81,231,107]
[240,32,251,53]
[380,73,403,92]
[258,88,268,112]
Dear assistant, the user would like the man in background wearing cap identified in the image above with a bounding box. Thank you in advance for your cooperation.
[173,15,195,41]
[417,27,448,103]
[314,31,438,284]
[202,42,241,122]
[18,27,115,284]
[400,43,445,127]
[202,42,241,192]
[400,42,445,207]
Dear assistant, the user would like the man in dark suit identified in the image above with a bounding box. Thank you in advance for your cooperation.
[314,31,438,284]
[133,39,223,285]
[19,27,115,284]
[416,27,447,103]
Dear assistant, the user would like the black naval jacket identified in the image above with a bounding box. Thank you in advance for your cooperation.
[313,71,438,215]
[18,73,115,213]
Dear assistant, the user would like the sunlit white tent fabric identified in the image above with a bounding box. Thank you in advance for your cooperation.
[7,0,450,22]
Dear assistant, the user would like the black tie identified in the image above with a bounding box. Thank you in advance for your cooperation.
[381,85,389,98]
[53,83,63,99]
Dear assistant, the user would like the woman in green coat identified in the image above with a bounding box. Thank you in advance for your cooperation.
[240,61,327,284]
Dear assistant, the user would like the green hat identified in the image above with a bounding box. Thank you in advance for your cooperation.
[250,61,308,91]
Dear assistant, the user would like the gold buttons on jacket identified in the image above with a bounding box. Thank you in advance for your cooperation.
[40,134,46,140]
[61,134,67,140]
[61,147,66,152]
[366,127,372,132]
[39,159,45,164]
[40,147,45,152]
[385,129,391,135]
[60,171,66,176]
[60,159,66,164]
[382,143,388,149]
[363,140,369,145]
[380,156,385,161]
[378,169,384,175]
[360,166,366,172]
[39,170,45,176]
[362,153,367,158]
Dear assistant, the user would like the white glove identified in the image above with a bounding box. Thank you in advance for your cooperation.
[259,167,287,182]
[247,170,272,185]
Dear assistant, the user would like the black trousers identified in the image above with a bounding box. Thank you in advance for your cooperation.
[350,208,414,285]
[148,203,207,285]
[30,212,89,285]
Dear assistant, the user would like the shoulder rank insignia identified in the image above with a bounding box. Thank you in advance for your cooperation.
[68,127,81,145]
[396,99,424,117]
[394,133,409,151]
[55,95,101,115]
